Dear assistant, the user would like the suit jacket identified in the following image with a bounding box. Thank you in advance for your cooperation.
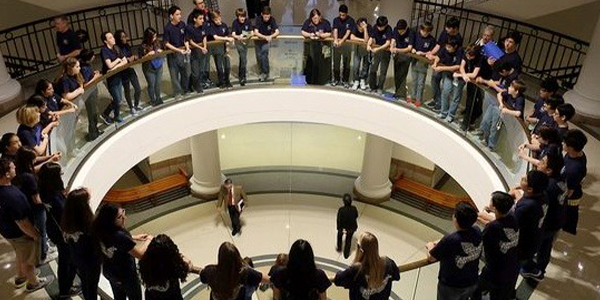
[217,185,247,209]
[337,205,358,231]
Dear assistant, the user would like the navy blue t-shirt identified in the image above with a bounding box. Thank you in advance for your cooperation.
[301,19,332,34]
[437,47,463,74]
[513,195,546,258]
[45,93,61,112]
[543,176,568,232]
[333,16,355,37]
[163,21,189,48]
[100,46,123,74]
[392,28,413,49]
[430,226,482,288]
[145,278,183,300]
[412,33,436,52]
[334,256,400,300]
[65,231,101,270]
[561,153,587,200]
[498,71,519,91]
[120,44,134,58]
[496,51,522,75]
[17,124,41,149]
[271,266,332,300]
[200,265,262,300]
[437,30,464,48]
[58,74,81,96]
[531,97,546,119]
[500,91,525,120]
[231,19,253,35]
[255,17,278,36]
[533,112,556,135]
[539,143,561,160]
[463,55,482,74]
[369,25,392,46]
[189,24,208,44]
[14,173,39,208]
[80,63,95,83]
[351,24,371,40]
[187,8,210,25]
[481,215,519,285]
[101,229,137,279]
[0,185,32,239]
[210,22,230,38]
[56,29,82,56]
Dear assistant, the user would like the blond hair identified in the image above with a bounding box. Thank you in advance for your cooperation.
[16,105,40,127]
[354,232,385,288]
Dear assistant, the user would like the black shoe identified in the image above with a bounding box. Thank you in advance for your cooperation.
[59,286,82,299]
[225,82,233,89]
[240,79,246,86]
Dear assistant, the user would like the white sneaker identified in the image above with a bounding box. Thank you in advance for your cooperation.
[351,81,359,90]
[359,79,367,90]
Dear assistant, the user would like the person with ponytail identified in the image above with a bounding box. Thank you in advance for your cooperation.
[56,57,85,101]
[334,232,400,300]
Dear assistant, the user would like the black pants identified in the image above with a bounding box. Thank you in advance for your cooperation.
[107,270,142,300]
[536,229,558,274]
[228,205,241,232]
[333,44,351,82]
[336,229,354,258]
[47,215,77,296]
[77,260,101,300]
[368,51,391,90]
[393,55,411,98]
[563,205,579,235]
[212,45,231,86]
[472,274,516,300]
[303,40,332,85]
[461,83,483,130]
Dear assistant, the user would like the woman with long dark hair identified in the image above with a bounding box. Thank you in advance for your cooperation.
[139,234,201,300]
[38,162,80,297]
[139,27,164,106]
[34,79,77,119]
[200,241,266,300]
[61,188,101,300]
[300,9,332,85]
[115,29,143,115]
[334,232,400,300]
[271,239,331,300]
[92,203,152,300]
[100,31,128,124]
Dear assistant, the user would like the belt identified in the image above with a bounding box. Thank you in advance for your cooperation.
[567,199,580,206]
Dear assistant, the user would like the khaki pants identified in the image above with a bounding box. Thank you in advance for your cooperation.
[8,235,40,266]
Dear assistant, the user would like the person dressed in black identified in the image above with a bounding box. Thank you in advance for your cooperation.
[301,9,332,85]
[54,16,82,63]
[367,16,392,94]
[271,239,331,300]
[93,203,153,300]
[140,234,201,300]
[217,178,248,235]
[474,192,519,300]
[61,188,101,300]
[115,30,143,115]
[334,232,400,300]
[200,242,265,300]
[426,201,482,300]
[332,4,355,87]
[336,193,358,259]
[561,129,587,235]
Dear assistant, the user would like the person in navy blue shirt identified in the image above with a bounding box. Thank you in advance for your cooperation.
[561,129,587,235]
[209,11,234,89]
[427,17,463,111]
[115,30,143,115]
[100,31,128,124]
[349,18,371,91]
[426,201,482,300]
[367,16,392,93]
[431,39,464,122]
[301,9,332,85]
[78,49,104,141]
[253,6,280,81]
[409,22,436,106]
[189,11,209,93]
[488,31,523,79]
[457,44,483,131]
[187,0,211,25]
[231,8,253,86]
[390,19,413,99]
[35,79,77,120]
[553,103,575,139]
[16,105,51,156]
[164,5,192,97]
[54,16,82,63]
[139,27,165,106]
[332,5,355,87]
[526,78,560,129]
[474,192,519,300]
[57,57,86,102]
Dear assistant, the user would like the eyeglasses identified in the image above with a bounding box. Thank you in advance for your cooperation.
[117,209,126,220]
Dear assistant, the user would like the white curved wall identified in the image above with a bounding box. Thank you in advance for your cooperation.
[70,87,506,210]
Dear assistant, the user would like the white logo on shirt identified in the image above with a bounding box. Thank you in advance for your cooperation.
[382,34,387,39]
[63,231,83,243]
[267,25,271,30]
[63,39,69,45]
[404,37,410,43]
[359,275,392,299]
[455,242,482,269]
[180,28,185,34]
[101,244,117,259]
[499,228,519,254]
[424,42,430,48]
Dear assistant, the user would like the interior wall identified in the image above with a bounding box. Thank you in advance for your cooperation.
[0,1,57,31]
[526,1,600,43]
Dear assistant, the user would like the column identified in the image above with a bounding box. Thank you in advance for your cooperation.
[354,134,393,204]
[0,52,23,112]
[189,130,225,199]
[563,17,600,120]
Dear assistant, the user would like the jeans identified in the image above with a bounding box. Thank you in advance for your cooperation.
[212,45,231,85]
[122,68,141,109]
[33,205,48,260]
[142,62,164,105]
[536,230,559,274]
[255,41,270,76]
[410,60,428,101]
[106,271,142,300]
[440,74,465,118]
[431,71,443,109]
[393,55,411,98]
[479,104,501,149]
[103,76,123,119]
[236,42,249,81]
[167,52,190,96]
[84,87,100,140]
[228,205,241,232]
[461,83,483,130]
[333,43,352,82]
[368,51,390,90]
[336,229,354,258]
[190,49,207,92]
[352,45,369,81]
[437,282,477,300]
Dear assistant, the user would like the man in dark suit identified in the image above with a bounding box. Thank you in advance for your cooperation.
[337,193,358,258]
[217,178,248,235]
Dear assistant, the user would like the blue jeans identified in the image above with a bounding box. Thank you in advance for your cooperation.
[142,62,163,105]
[255,41,270,76]
[479,104,501,149]
[212,45,231,85]
[431,71,443,108]
[440,74,465,118]
[236,42,248,81]
[122,68,141,109]
[33,205,48,260]
[190,48,207,92]
[167,52,190,96]
[410,60,428,101]
[103,76,123,119]
[352,45,369,81]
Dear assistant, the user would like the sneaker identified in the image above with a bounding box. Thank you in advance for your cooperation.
[520,269,543,281]
[351,81,359,90]
[47,245,57,255]
[240,79,246,86]
[445,116,454,123]
[472,129,484,136]
[377,89,384,95]
[114,117,123,123]
[39,250,59,265]
[25,275,54,293]
[135,105,143,111]
[426,100,437,108]
[406,96,414,104]
[225,82,233,89]
[342,81,350,88]
[331,80,339,86]
[130,108,137,116]
[59,285,82,299]
[359,79,367,90]
[100,114,113,125]
[13,269,38,289]
[414,100,422,107]
[436,113,444,119]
